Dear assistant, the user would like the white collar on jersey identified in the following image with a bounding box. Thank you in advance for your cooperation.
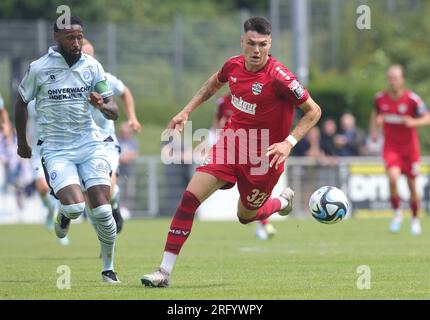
[48,46,86,62]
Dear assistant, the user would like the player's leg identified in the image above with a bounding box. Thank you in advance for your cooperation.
[110,173,123,233]
[141,171,228,287]
[86,184,119,282]
[235,168,294,224]
[256,219,277,240]
[407,173,421,235]
[41,156,86,238]
[35,176,58,229]
[54,184,86,238]
[80,149,119,283]
[387,166,402,232]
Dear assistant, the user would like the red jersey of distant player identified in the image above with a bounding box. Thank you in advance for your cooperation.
[215,95,234,121]
[196,55,309,210]
[374,90,428,176]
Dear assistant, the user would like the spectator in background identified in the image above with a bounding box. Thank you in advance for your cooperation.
[334,113,366,156]
[117,122,140,212]
[292,126,323,158]
[320,118,338,157]
[0,93,11,140]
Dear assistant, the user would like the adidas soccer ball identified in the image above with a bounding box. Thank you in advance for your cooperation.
[309,186,349,224]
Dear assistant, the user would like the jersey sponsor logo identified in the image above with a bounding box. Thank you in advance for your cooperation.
[231,94,257,115]
[252,82,263,95]
[383,114,404,124]
[398,103,407,114]
[275,66,290,80]
[47,86,91,100]
[288,80,305,100]
[169,228,190,236]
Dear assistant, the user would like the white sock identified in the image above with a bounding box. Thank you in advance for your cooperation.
[110,184,120,210]
[277,197,289,210]
[160,251,177,274]
[394,209,402,219]
[91,204,116,272]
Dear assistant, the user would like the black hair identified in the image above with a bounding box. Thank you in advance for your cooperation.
[243,16,271,35]
[53,16,83,32]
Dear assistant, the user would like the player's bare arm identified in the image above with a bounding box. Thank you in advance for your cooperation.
[403,112,430,128]
[168,72,225,132]
[267,96,321,169]
[369,109,384,141]
[89,92,119,120]
[14,94,32,158]
[121,85,141,132]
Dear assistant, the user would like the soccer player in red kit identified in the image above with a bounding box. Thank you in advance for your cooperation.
[213,94,277,240]
[370,64,430,235]
[141,16,322,287]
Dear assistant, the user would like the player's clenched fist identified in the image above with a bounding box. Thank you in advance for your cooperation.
[167,110,189,132]
[88,92,104,109]
[17,143,32,158]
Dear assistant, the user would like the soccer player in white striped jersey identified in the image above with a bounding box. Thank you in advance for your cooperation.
[82,39,141,233]
[15,16,120,283]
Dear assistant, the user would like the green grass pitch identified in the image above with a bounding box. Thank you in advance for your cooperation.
[1,217,430,299]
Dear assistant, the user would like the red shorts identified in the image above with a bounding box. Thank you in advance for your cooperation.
[196,142,284,210]
[383,148,420,177]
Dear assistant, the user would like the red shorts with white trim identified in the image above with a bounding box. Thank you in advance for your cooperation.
[196,142,284,210]
[383,148,420,177]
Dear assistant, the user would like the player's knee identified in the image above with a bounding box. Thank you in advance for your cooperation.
[237,215,253,225]
[61,202,85,220]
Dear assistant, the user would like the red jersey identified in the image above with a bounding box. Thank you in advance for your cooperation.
[374,90,427,154]
[217,55,309,147]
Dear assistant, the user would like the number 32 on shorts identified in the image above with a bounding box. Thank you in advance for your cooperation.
[246,188,269,208]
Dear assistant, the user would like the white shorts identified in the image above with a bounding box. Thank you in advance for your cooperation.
[31,146,45,180]
[41,140,112,194]
[104,141,120,174]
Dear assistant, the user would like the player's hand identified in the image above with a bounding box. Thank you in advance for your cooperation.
[266,140,292,170]
[370,130,379,142]
[403,115,416,128]
[167,110,189,132]
[17,143,32,159]
[128,118,141,133]
[376,114,384,126]
[88,92,104,110]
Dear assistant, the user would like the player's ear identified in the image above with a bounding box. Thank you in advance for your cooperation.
[54,31,60,42]
[240,35,244,48]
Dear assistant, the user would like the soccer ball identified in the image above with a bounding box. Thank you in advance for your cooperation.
[309,186,349,224]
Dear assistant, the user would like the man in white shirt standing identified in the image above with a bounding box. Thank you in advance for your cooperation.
[14,16,120,283]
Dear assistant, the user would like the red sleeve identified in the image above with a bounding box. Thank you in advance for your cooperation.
[217,59,230,83]
[272,65,309,105]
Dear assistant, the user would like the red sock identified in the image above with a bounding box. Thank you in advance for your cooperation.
[238,198,281,224]
[260,219,269,225]
[410,200,419,218]
[390,196,400,210]
[164,191,200,255]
